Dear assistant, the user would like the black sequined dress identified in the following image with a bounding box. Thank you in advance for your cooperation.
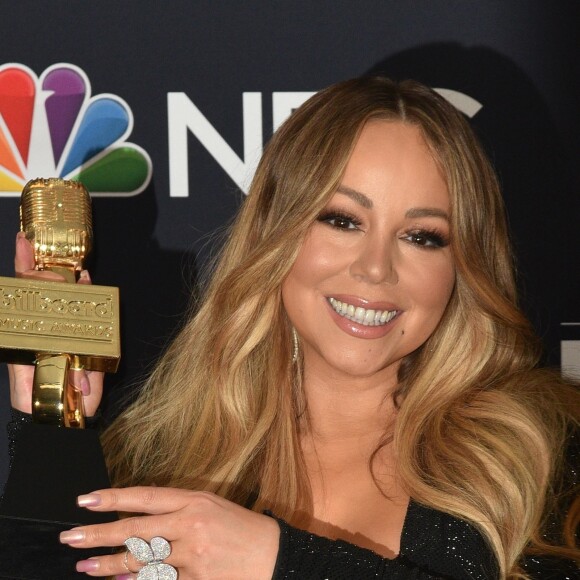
[6,410,579,579]
[270,501,498,579]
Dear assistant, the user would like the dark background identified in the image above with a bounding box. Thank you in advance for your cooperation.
[1,1,578,488]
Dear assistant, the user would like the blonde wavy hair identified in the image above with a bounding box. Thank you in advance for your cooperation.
[102,77,578,578]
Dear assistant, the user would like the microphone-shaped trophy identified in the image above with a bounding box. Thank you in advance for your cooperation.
[0,178,120,578]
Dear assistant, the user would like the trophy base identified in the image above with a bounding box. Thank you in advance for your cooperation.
[0,423,117,579]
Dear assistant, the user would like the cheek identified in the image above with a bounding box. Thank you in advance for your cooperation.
[409,258,455,312]
[281,272,300,319]
[281,241,338,332]
[283,233,345,291]
[427,268,455,316]
[281,257,311,327]
[401,263,455,351]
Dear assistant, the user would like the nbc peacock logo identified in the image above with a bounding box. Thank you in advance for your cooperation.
[0,63,152,197]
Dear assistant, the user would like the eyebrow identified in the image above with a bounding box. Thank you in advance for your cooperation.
[336,185,449,221]
[405,207,449,221]
[336,185,373,208]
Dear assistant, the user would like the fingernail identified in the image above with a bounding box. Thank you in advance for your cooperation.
[60,529,85,544]
[16,232,26,245]
[78,493,101,507]
[116,575,133,580]
[76,558,100,572]
[80,377,90,396]
[80,269,91,282]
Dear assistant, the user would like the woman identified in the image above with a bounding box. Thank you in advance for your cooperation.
[9,76,578,578]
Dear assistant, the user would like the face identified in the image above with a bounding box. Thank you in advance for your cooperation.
[282,120,455,383]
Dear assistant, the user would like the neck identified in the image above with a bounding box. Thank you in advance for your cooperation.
[300,355,399,444]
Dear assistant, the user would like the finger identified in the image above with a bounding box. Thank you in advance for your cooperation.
[75,552,139,577]
[70,369,91,396]
[77,486,208,515]
[75,540,183,576]
[7,364,15,393]
[60,514,177,549]
[78,269,92,285]
[14,232,35,274]
[14,231,67,282]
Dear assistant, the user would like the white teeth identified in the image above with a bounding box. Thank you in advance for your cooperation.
[363,309,375,325]
[328,297,398,327]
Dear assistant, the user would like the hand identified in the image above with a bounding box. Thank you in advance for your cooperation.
[59,487,280,579]
[7,232,104,416]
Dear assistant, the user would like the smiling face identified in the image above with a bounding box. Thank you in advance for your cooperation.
[282,120,455,384]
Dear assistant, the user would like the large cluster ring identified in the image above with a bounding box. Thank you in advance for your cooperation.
[124,536,178,579]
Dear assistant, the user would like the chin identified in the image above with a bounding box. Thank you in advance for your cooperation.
[314,348,404,382]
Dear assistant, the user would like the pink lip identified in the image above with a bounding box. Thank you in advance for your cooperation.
[325,295,402,339]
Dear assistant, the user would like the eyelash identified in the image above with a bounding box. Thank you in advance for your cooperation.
[402,228,449,249]
[317,211,361,230]
[317,211,449,249]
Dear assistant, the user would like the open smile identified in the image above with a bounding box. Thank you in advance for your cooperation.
[327,297,399,326]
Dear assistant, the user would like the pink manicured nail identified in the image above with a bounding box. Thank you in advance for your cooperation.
[60,529,85,544]
[76,558,100,572]
[78,493,102,507]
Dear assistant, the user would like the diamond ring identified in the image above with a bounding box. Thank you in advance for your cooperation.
[124,536,178,579]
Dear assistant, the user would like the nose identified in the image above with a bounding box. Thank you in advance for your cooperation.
[349,233,399,285]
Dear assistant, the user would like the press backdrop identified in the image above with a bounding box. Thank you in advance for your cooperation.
[1,1,578,487]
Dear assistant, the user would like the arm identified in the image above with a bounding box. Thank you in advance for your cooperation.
[59,487,495,579]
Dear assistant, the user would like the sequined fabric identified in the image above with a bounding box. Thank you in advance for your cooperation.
[6,408,30,469]
[270,503,498,579]
[271,504,579,579]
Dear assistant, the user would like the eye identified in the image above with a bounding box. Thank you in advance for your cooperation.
[317,211,361,231]
[403,229,448,249]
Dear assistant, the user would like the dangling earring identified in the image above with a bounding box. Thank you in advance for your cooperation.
[292,328,299,363]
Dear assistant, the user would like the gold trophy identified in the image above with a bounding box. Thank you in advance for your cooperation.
[0,178,120,577]
[0,178,120,427]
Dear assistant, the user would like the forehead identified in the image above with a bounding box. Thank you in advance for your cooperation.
[340,120,449,210]
[348,119,438,170]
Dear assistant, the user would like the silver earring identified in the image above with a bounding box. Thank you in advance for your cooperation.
[292,328,299,363]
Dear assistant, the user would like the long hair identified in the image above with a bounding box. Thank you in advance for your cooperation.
[102,77,578,578]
